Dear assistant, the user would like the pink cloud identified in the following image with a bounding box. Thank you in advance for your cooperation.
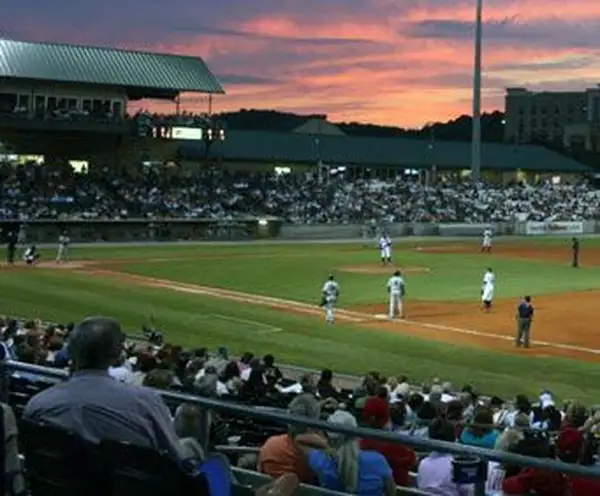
[5,0,600,127]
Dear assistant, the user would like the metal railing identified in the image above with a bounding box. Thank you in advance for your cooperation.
[3,360,600,496]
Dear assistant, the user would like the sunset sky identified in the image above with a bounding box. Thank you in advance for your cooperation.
[2,0,600,127]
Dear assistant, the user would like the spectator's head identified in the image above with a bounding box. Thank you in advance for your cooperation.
[327,410,359,493]
[565,401,588,428]
[143,369,175,390]
[221,360,240,382]
[319,368,333,384]
[429,418,455,442]
[300,373,316,395]
[515,394,531,415]
[288,393,321,438]
[495,428,523,452]
[67,317,125,372]
[362,395,390,429]
[389,401,406,428]
[469,406,494,437]
[445,400,464,422]
[262,354,274,367]
[417,402,438,423]
[240,352,254,365]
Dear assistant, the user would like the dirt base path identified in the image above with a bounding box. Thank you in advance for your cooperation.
[28,259,600,364]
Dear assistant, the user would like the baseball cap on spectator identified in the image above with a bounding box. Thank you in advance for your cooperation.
[362,396,390,428]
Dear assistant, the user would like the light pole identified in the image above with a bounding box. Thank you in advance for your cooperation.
[471,0,483,181]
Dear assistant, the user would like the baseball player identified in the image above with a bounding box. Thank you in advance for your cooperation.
[320,275,340,324]
[481,228,492,253]
[56,231,71,263]
[23,245,40,266]
[387,270,406,319]
[481,268,495,312]
[379,233,392,265]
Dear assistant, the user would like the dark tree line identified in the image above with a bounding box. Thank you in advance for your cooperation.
[216,109,507,142]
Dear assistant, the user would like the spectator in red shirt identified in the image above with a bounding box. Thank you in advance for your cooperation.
[502,436,569,496]
[556,426,600,495]
[360,393,417,487]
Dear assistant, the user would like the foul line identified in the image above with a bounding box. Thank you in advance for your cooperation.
[372,315,600,355]
[208,313,282,335]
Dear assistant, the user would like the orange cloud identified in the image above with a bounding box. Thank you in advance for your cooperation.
[123,2,600,127]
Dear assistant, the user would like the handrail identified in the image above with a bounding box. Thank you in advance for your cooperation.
[3,360,600,484]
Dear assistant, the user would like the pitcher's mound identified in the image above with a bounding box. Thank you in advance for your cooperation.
[340,264,430,274]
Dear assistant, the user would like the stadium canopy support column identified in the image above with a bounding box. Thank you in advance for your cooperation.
[471,0,483,181]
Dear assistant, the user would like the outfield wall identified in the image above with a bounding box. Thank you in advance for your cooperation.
[0,219,596,243]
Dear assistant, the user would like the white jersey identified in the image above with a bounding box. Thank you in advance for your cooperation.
[379,236,392,250]
[322,280,340,303]
[23,247,37,261]
[483,271,495,286]
[387,276,405,296]
[58,235,70,246]
[482,229,492,246]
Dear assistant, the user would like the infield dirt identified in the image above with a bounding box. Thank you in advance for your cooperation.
[14,241,600,363]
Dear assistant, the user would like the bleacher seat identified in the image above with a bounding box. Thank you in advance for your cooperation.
[232,467,432,496]
[99,439,210,496]
[8,377,52,419]
[20,418,108,496]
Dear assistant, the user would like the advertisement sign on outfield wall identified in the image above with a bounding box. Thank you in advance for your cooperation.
[525,221,584,235]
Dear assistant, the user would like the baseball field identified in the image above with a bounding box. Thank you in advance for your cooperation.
[2,237,600,403]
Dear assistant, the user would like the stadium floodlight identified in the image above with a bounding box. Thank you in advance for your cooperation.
[471,0,483,181]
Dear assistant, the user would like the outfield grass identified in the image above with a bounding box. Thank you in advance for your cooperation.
[3,239,600,404]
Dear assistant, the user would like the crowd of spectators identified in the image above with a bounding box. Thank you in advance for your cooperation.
[2,315,600,495]
[1,159,599,224]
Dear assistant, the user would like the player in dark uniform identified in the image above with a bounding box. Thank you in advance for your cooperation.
[5,229,17,265]
[572,237,580,268]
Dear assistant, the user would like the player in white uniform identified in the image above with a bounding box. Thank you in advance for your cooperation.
[387,270,406,319]
[321,276,340,324]
[481,228,492,253]
[481,268,495,312]
[23,245,40,265]
[379,233,392,264]
[56,231,71,263]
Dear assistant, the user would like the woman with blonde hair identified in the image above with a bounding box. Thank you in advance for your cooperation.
[296,410,395,495]
[486,428,524,494]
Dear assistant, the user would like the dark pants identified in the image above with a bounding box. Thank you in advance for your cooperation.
[6,243,15,264]
[516,318,532,347]
[573,251,579,268]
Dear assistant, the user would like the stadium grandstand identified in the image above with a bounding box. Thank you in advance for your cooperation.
[2,36,600,496]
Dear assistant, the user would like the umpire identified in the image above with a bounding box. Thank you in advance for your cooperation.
[572,237,580,268]
[516,296,534,348]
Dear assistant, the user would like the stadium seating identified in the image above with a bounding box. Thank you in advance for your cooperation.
[3,316,600,495]
[1,159,597,223]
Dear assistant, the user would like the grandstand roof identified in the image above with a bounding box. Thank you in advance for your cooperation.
[293,118,346,136]
[187,130,592,172]
[0,38,224,100]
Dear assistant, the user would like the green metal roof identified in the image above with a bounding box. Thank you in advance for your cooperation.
[186,130,591,172]
[0,38,224,97]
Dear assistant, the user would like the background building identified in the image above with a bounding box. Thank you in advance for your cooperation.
[503,86,600,151]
